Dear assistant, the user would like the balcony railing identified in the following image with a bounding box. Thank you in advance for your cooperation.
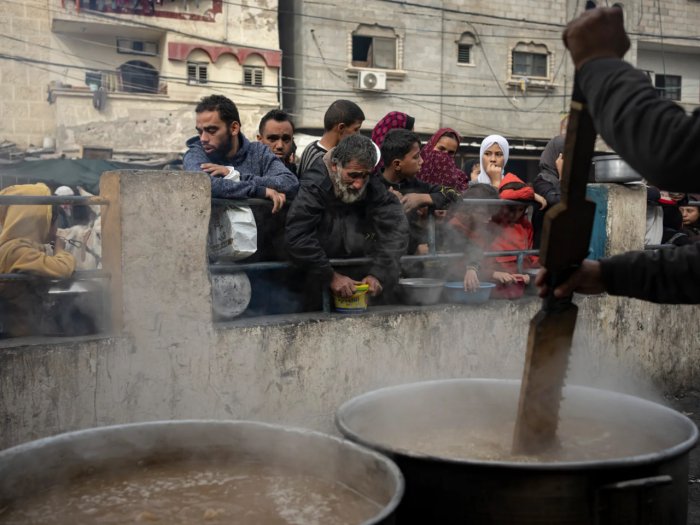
[59,0,222,20]
[61,0,157,16]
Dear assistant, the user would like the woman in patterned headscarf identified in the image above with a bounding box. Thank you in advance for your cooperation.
[371,111,415,173]
[416,128,468,192]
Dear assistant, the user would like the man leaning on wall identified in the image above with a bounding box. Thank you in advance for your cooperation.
[183,95,299,214]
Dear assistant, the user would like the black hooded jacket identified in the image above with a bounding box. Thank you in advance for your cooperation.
[285,155,409,287]
[579,58,700,303]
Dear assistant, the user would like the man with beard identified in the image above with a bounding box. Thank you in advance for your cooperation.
[285,134,409,309]
[257,109,297,176]
[183,95,298,213]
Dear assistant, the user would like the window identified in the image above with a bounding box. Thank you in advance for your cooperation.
[118,60,159,93]
[351,25,397,69]
[187,62,208,85]
[457,44,471,64]
[456,32,476,66]
[510,42,549,79]
[117,38,158,56]
[85,71,102,90]
[243,66,263,87]
[655,74,681,101]
[512,52,547,77]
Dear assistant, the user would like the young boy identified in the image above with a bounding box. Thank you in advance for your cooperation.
[380,128,461,254]
[0,183,76,337]
[298,99,365,178]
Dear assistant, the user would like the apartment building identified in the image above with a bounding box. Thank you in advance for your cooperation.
[1,0,282,156]
[279,0,700,173]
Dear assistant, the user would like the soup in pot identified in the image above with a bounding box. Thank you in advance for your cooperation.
[0,460,383,525]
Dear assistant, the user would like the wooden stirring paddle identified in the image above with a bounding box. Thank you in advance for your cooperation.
[512,53,598,455]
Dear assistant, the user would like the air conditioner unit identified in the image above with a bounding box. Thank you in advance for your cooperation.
[358,70,387,91]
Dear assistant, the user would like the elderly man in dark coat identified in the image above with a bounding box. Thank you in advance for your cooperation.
[285,134,409,308]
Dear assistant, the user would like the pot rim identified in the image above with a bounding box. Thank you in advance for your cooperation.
[0,419,405,525]
[335,378,699,471]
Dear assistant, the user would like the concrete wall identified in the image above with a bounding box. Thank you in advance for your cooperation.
[0,0,54,149]
[1,173,698,450]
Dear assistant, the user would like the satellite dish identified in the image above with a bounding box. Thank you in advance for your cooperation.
[363,72,378,89]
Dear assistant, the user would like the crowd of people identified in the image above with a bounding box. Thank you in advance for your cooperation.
[183,90,700,314]
[183,94,564,313]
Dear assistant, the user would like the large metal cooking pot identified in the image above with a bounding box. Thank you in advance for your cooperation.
[336,379,698,525]
[591,154,644,183]
[41,278,107,336]
[0,420,404,524]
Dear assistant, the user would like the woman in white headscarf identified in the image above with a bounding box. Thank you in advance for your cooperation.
[477,135,510,187]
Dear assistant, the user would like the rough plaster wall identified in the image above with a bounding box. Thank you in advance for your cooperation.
[54,100,275,154]
[56,102,195,153]
[2,295,698,450]
[0,0,54,148]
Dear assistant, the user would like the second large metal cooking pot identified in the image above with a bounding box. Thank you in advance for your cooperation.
[336,378,698,525]
[591,155,644,183]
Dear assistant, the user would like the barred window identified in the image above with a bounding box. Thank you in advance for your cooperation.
[243,66,264,87]
[457,44,471,64]
[187,62,208,85]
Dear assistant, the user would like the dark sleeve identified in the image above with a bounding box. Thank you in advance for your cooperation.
[284,169,335,285]
[599,243,700,303]
[407,179,461,210]
[366,180,410,286]
[578,58,700,192]
[254,145,299,197]
[533,173,561,208]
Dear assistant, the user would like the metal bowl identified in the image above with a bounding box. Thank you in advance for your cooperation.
[399,278,446,306]
[444,281,495,304]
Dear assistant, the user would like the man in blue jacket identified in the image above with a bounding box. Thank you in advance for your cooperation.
[183,95,298,213]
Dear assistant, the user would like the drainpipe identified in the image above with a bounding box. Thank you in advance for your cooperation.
[440,5,444,128]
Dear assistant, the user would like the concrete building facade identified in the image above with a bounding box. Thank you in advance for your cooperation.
[1,0,282,156]
[279,0,700,158]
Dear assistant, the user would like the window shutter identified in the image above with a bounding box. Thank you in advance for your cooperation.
[458,44,471,64]
[198,65,208,84]
[254,68,263,86]
[187,63,197,84]
[244,68,253,85]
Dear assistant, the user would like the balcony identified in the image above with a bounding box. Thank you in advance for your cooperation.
[58,0,222,22]
[48,62,167,102]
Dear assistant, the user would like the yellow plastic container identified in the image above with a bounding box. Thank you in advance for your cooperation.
[333,283,370,313]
